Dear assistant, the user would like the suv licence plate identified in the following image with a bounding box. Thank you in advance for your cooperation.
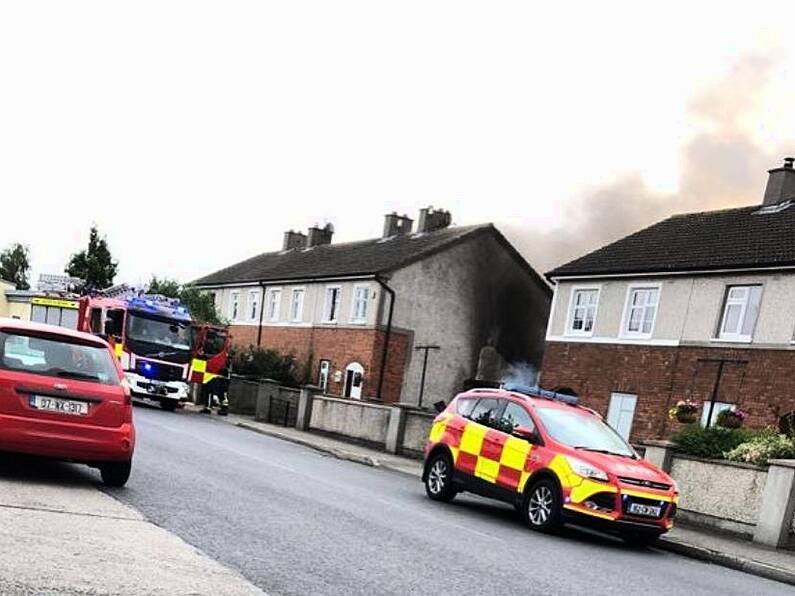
[29,395,89,416]
[628,503,661,517]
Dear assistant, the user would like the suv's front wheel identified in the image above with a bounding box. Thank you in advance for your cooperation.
[424,453,457,502]
[523,478,562,532]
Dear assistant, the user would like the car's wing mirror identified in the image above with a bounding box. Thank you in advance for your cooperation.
[512,425,537,442]
[433,400,446,413]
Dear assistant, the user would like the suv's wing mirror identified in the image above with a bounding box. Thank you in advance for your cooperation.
[433,400,447,413]
[512,425,537,442]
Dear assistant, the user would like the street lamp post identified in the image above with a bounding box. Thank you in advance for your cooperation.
[415,344,440,409]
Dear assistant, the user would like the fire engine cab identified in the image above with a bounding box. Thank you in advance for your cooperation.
[77,292,227,411]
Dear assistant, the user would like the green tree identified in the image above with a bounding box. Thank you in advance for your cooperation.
[148,276,181,299]
[0,243,31,290]
[148,276,224,325]
[66,225,118,292]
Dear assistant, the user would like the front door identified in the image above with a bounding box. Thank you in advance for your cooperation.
[344,362,364,399]
[607,392,637,440]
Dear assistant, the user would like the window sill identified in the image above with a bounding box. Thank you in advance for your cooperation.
[350,320,367,326]
[710,337,753,344]
[619,333,654,341]
[564,331,594,338]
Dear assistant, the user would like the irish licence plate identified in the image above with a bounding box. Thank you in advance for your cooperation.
[29,395,89,416]
[628,502,661,517]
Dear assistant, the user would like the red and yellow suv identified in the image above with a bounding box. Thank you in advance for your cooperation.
[423,387,677,545]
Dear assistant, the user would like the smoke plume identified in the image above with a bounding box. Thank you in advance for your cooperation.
[508,50,787,275]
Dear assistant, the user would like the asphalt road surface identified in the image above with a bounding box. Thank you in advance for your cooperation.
[108,407,792,596]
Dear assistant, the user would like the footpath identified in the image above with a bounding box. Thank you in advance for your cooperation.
[0,456,264,596]
[213,410,795,588]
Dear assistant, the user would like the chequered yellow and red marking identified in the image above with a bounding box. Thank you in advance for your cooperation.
[428,413,535,492]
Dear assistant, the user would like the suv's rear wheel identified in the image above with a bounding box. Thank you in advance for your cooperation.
[523,478,562,532]
[100,461,132,487]
[424,453,457,502]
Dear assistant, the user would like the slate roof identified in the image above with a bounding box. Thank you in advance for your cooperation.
[194,224,543,287]
[547,202,795,278]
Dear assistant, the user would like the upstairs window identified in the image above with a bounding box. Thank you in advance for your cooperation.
[290,288,305,323]
[323,286,341,323]
[568,288,599,335]
[266,289,281,322]
[717,285,762,342]
[623,287,659,337]
[229,291,240,321]
[248,289,260,321]
[351,285,369,324]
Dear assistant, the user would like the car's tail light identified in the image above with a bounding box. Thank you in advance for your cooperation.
[120,378,132,406]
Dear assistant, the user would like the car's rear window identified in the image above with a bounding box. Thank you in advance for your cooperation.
[0,331,120,386]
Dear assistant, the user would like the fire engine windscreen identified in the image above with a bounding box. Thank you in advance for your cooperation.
[127,314,192,352]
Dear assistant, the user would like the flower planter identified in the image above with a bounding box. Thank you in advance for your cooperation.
[676,412,698,424]
[717,413,743,429]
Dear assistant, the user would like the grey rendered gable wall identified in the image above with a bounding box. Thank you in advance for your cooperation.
[387,232,551,405]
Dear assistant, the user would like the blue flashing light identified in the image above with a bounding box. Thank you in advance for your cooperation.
[143,363,153,372]
[503,383,579,406]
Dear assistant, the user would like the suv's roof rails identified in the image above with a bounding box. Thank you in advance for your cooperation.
[502,383,579,406]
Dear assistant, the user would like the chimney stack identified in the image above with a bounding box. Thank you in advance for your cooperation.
[282,230,308,251]
[417,207,452,233]
[763,157,795,205]
[307,223,334,248]
[382,212,414,238]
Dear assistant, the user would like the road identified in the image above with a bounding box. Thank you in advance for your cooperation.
[108,406,792,596]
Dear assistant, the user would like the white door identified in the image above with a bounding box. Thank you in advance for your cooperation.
[607,392,637,441]
[344,362,364,399]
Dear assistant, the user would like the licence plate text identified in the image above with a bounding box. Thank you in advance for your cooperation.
[29,395,89,416]
[628,503,661,517]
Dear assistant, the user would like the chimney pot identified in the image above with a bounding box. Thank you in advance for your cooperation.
[417,207,452,233]
[306,223,334,247]
[763,157,795,205]
[282,230,307,251]
[382,213,413,238]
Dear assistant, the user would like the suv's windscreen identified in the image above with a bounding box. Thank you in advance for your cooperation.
[127,313,192,352]
[534,406,635,457]
[0,331,120,385]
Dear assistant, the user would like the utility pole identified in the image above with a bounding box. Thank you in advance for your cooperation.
[415,344,440,409]
[697,357,747,428]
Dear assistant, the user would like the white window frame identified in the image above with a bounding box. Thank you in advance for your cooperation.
[265,288,282,322]
[701,401,734,428]
[290,287,306,323]
[350,284,370,325]
[565,286,600,337]
[229,291,240,321]
[318,359,331,393]
[716,284,762,343]
[620,284,661,339]
[322,285,342,324]
[248,289,261,322]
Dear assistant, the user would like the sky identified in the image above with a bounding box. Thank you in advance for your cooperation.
[2,2,795,287]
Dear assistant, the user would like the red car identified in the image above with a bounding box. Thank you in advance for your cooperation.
[0,319,135,486]
[423,387,678,545]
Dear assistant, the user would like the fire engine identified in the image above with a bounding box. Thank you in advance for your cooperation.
[76,290,230,411]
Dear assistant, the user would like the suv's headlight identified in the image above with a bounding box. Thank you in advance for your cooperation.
[566,456,609,482]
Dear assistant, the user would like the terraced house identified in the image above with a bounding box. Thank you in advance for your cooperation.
[194,209,551,404]
[542,159,795,442]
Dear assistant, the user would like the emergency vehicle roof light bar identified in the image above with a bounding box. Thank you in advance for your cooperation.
[502,383,579,406]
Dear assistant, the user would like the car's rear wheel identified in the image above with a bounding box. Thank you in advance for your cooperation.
[100,461,132,487]
[424,453,457,502]
[620,531,662,548]
[523,478,562,532]
[161,400,178,412]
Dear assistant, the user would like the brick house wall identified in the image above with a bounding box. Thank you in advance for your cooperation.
[541,342,795,442]
[227,324,410,403]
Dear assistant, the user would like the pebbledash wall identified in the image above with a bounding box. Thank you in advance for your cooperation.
[542,275,795,442]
